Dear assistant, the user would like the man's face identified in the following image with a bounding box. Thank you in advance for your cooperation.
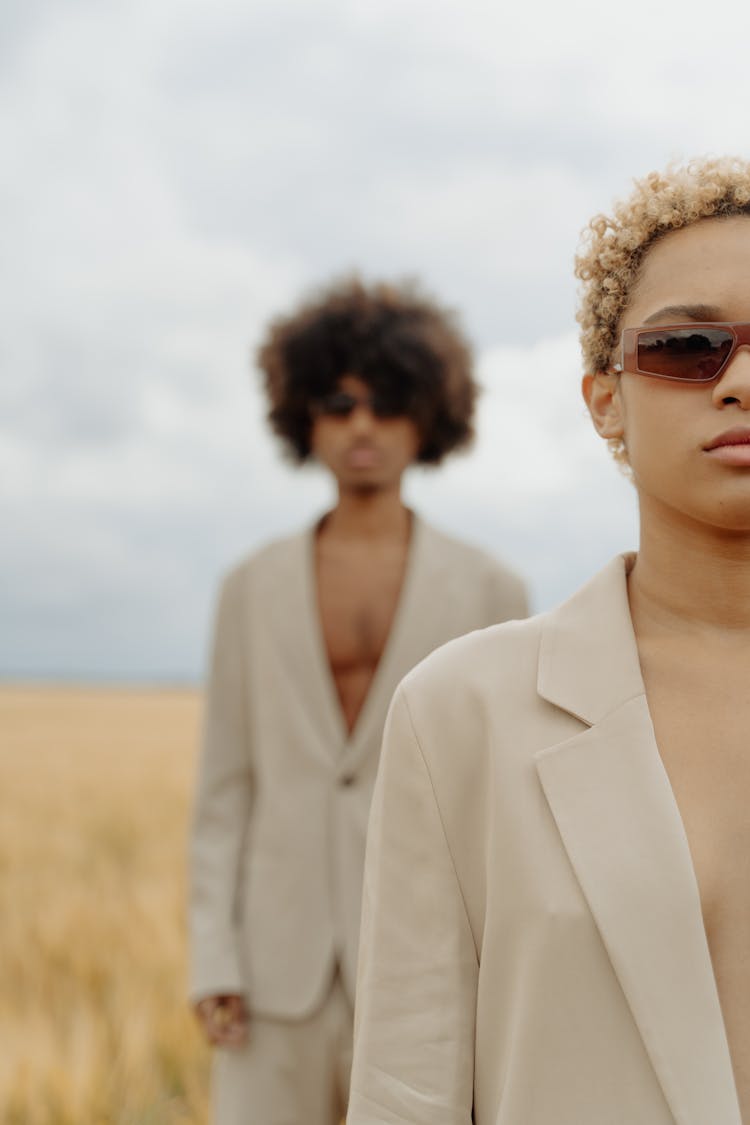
[310,374,420,494]
[584,215,750,532]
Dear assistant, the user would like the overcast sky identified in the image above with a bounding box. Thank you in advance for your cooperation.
[3,0,750,680]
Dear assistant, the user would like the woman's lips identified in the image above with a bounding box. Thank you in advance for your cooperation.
[704,428,750,465]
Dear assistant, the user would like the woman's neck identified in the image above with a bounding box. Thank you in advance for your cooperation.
[629,498,750,638]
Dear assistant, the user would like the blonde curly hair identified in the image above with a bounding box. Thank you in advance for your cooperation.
[575,157,750,377]
[574,157,750,463]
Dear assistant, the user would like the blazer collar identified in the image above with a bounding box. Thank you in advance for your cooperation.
[537,552,644,725]
[534,555,740,1125]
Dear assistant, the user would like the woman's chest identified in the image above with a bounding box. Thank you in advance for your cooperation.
[643,674,750,1118]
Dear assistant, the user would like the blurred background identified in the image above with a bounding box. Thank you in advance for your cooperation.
[6,0,750,683]
[4,3,750,1122]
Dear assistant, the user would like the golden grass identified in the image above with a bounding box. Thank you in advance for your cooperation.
[0,685,211,1125]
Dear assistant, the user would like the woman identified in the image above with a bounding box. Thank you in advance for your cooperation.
[346,159,750,1125]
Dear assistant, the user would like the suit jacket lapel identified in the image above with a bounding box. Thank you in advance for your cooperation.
[535,557,740,1125]
[283,526,348,753]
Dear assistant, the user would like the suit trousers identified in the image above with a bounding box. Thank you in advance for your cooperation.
[212,969,353,1125]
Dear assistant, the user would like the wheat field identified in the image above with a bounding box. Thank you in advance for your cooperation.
[0,685,211,1125]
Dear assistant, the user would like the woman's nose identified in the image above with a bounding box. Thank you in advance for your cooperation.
[712,346,750,408]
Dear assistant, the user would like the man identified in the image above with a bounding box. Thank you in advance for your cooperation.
[347,159,750,1124]
[188,275,528,1124]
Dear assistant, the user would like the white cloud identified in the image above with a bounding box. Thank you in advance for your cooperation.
[0,0,743,676]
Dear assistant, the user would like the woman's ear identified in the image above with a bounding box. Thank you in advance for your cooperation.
[581,372,625,440]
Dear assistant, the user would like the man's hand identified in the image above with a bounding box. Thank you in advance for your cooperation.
[194,993,250,1047]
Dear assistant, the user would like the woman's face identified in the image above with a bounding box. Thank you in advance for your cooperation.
[584,215,750,532]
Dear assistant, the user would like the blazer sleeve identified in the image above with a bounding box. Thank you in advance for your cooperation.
[347,685,477,1125]
[188,567,253,1002]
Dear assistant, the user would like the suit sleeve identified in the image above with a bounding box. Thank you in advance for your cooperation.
[347,685,477,1125]
[188,568,252,1002]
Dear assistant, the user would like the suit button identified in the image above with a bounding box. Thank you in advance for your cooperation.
[339,774,355,787]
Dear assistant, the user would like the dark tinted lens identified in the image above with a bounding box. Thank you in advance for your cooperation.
[637,328,734,381]
[370,395,403,418]
[318,392,357,417]
[317,391,405,418]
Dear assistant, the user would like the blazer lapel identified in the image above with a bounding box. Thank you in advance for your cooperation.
[280,526,349,754]
[535,557,740,1125]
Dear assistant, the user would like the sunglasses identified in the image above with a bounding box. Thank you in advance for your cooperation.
[313,391,404,419]
[613,322,750,383]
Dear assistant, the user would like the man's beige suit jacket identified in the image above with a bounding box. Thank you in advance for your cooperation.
[348,554,741,1125]
[189,515,527,1020]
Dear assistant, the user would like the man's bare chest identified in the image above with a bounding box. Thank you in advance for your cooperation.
[313,539,409,733]
[316,558,406,673]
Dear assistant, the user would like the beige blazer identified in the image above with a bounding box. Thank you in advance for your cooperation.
[348,554,741,1125]
[188,515,527,1020]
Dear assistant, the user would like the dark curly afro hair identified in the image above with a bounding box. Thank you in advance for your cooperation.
[256,275,478,464]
